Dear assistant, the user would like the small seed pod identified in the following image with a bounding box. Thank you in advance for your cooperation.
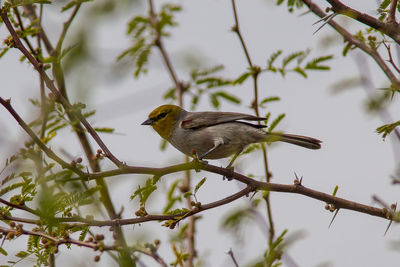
[95,234,104,241]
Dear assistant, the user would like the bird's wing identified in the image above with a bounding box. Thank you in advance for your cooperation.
[181,111,266,129]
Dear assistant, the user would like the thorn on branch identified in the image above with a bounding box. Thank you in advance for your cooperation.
[231,24,239,33]
[294,172,303,186]
[328,209,340,228]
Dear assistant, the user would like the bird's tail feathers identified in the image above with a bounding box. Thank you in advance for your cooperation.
[266,132,322,150]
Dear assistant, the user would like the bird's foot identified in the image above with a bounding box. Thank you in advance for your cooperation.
[191,150,208,172]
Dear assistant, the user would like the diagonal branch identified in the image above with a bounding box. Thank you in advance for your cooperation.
[302,0,400,89]
[387,0,399,25]
[325,0,400,44]
[0,11,123,168]
[0,97,85,176]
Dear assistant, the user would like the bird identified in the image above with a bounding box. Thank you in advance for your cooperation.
[142,104,321,167]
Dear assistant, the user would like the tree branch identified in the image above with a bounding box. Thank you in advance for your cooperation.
[302,0,400,89]
[325,0,400,44]
[0,101,391,225]
[388,0,399,25]
[0,97,85,176]
[0,226,117,251]
[0,11,123,168]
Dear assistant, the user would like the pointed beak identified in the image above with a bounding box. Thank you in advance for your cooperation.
[141,118,155,125]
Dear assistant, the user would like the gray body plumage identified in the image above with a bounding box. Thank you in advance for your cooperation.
[168,109,321,159]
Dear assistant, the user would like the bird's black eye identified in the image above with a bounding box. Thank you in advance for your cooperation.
[158,112,167,119]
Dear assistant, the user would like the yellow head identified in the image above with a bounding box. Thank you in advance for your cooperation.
[141,105,183,139]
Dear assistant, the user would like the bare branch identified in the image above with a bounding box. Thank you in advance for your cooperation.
[227,249,239,267]
[388,0,399,25]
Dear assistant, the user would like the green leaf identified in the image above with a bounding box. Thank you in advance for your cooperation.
[60,0,92,12]
[61,1,76,12]
[241,143,261,154]
[210,93,220,108]
[94,127,115,133]
[15,251,29,258]
[293,66,307,78]
[78,228,89,241]
[305,55,333,70]
[264,112,271,125]
[167,179,181,201]
[191,65,224,80]
[0,182,24,196]
[267,50,282,71]
[0,247,7,256]
[282,51,305,68]
[194,177,206,195]
[233,72,251,85]
[260,96,280,106]
[183,192,193,198]
[378,0,391,11]
[163,87,176,100]
[214,91,241,104]
[276,0,284,5]
[376,120,400,139]
[83,110,96,118]
[3,0,51,9]
[0,47,10,59]
[332,185,339,196]
[268,114,286,132]
[131,178,157,206]
[160,139,168,151]
[166,208,189,215]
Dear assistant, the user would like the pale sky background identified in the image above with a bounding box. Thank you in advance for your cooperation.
[1,0,400,266]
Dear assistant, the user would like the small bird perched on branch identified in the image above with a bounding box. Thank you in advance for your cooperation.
[142,105,321,167]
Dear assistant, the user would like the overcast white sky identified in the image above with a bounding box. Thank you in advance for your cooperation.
[1,0,400,266]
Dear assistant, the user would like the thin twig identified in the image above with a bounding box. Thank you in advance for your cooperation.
[0,226,118,251]
[55,3,81,52]
[12,7,36,56]
[231,0,275,243]
[231,0,253,67]
[387,0,399,25]
[133,247,170,267]
[22,4,54,54]
[148,0,184,105]
[0,198,38,215]
[227,249,239,267]
[383,41,400,73]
